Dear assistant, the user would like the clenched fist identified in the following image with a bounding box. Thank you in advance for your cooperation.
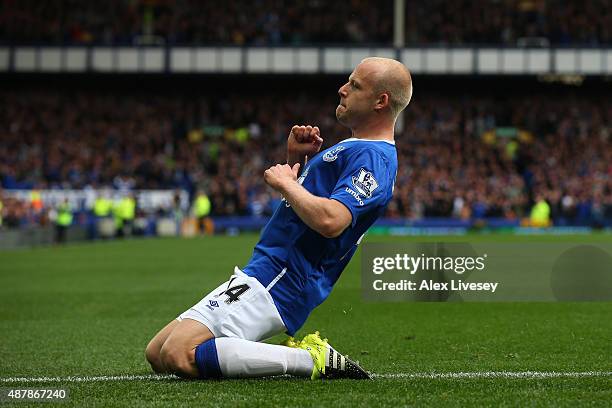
[288,125,323,159]
[264,163,301,192]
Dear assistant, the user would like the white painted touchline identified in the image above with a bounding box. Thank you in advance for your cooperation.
[0,374,177,383]
[371,371,612,379]
[0,371,610,383]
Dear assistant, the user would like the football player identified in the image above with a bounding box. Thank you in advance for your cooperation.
[146,57,412,380]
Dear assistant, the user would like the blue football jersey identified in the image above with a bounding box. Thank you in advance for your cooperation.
[242,138,398,335]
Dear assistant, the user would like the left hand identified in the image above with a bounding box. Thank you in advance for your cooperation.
[264,163,301,191]
[288,125,323,158]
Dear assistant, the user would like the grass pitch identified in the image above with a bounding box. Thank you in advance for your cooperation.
[0,234,611,407]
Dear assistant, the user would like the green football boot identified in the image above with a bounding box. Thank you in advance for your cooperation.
[299,331,371,380]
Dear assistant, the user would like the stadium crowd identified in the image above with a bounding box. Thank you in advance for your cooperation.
[405,0,612,45]
[1,87,611,227]
[1,0,610,46]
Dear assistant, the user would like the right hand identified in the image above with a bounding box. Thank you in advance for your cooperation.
[264,163,301,192]
[287,125,323,158]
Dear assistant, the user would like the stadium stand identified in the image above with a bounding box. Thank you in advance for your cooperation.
[1,78,610,228]
[1,1,611,241]
[0,0,393,45]
[1,0,610,45]
[405,0,612,45]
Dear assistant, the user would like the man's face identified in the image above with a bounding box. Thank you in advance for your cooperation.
[335,62,377,127]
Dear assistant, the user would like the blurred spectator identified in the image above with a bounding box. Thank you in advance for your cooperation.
[405,0,612,45]
[0,86,610,226]
[1,0,610,46]
[0,0,392,46]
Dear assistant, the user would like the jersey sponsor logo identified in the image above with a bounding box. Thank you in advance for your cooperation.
[345,187,364,206]
[323,145,345,162]
[351,168,378,198]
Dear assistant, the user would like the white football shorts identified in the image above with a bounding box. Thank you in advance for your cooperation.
[177,267,287,341]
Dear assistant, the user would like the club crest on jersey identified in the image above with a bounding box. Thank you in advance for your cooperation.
[323,146,345,162]
[351,168,378,198]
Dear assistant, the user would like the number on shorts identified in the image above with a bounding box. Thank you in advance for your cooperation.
[221,283,250,304]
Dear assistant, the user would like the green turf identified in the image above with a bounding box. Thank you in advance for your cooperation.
[1,234,611,407]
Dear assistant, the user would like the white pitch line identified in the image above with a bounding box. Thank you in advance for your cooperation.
[0,374,178,383]
[0,372,610,383]
[371,371,612,380]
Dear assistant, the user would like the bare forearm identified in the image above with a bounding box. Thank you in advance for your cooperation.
[263,160,350,238]
[279,180,344,238]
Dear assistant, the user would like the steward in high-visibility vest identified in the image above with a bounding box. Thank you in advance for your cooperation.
[115,195,136,237]
[55,199,73,243]
[93,196,112,217]
[91,195,113,240]
[530,197,551,228]
[193,191,211,234]
[121,195,136,222]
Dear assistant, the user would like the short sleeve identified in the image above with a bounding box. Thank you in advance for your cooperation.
[329,150,389,227]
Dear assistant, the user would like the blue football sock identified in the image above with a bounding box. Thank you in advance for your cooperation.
[194,338,222,379]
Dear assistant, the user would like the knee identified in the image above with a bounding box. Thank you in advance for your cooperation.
[159,343,197,378]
